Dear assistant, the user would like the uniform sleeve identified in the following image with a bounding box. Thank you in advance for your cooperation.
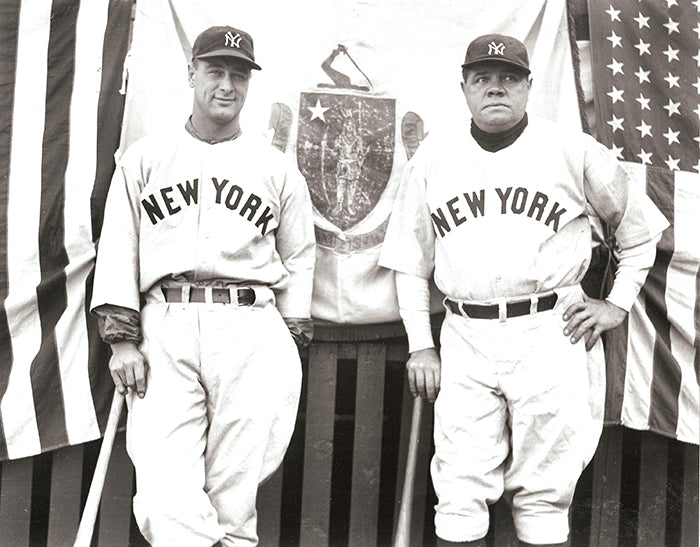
[92,304,142,344]
[274,163,315,319]
[582,137,669,249]
[90,153,143,312]
[378,145,436,279]
[582,137,669,309]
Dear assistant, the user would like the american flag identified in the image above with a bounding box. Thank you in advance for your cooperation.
[0,0,132,460]
[591,0,700,172]
[589,0,699,444]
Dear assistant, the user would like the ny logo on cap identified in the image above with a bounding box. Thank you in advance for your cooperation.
[488,41,505,55]
[225,31,242,48]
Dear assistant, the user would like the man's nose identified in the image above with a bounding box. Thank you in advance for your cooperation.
[487,83,505,95]
[219,74,235,91]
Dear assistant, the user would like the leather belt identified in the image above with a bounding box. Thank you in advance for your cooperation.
[446,293,558,319]
[162,286,256,305]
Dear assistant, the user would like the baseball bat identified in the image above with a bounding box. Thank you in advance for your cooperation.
[74,389,125,547]
[392,395,424,547]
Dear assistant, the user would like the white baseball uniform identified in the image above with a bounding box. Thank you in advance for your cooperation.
[379,117,668,544]
[91,126,315,546]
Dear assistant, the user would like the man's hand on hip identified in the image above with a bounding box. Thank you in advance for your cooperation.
[109,341,148,398]
[563,294,627,351]
[406,347,441,403]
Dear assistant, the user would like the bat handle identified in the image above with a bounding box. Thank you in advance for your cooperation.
[393,395,424,547]
[74,389,125,547]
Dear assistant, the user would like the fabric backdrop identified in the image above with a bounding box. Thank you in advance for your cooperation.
[120,0,581,324]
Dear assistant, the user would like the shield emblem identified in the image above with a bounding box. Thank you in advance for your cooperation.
[297,92,395,231]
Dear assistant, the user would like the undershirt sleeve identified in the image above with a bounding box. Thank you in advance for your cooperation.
[605,234,661,312]
[395,271,435,353]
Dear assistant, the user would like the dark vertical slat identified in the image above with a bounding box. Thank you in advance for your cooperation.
[348,342,386,547]
[637,433,668,546]
[680,443,699,547]
[47,444,84,546]
[492,499,517,546]
[0,457,33,545]
[257,465,284,546]
[589,427,623,546]
[413,398,433,545]
[299,343,338,546]
[96,431,133,546]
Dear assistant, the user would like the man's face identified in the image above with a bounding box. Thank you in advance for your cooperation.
[461,62,531,133]
[188,57,251,126]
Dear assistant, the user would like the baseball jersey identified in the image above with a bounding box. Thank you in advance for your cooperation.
[91,127,315,318]
[379,117,668,306]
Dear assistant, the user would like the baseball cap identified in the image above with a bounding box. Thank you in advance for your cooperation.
[191,26,262,70]
[461,34,530,75]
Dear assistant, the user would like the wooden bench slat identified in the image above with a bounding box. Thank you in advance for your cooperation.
[96,431,133,547]
[299,343,338,546]
[0,456,33,545]
[47,444,84,547]
[257,465,284,546]
[637,432,668,546]
[680,443,699,547]
[589,426,623,546]
[348,342,386,547]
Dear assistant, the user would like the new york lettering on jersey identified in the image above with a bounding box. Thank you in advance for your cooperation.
[429,185,569,237]
[140,176,277,235]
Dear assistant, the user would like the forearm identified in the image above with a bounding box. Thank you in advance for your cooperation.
[605,233,661,312]
[395,271,434,353]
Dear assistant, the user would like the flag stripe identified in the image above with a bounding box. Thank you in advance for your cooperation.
[55,0,112,446]
[31,0,82,451]
[0,0,22,460]
[92,0,132,242]
[644,168,682,435]
[623,298,655,426]
[2,0,52,459]
[603,315,628,424]
[668,171,700,441]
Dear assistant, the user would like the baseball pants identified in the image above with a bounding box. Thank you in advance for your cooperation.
[432,285,604,544]
[126,285,301,546]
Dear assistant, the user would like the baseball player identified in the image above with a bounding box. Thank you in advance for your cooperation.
[91,26,315,546]
[379,34,668,546]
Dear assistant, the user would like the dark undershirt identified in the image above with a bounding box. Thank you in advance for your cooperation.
[471,112,528,152]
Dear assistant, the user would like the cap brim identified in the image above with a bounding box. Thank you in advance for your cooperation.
[461,57,530,75]
[194,49,262,70]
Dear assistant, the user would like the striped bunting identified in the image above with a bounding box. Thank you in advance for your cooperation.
[588,0,699,444]
[602,164,699,445]
[0,0,132,460]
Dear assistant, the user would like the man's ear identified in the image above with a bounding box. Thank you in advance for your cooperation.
[188,63,196,88]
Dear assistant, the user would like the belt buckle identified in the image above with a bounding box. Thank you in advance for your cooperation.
[235,286,255,306]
